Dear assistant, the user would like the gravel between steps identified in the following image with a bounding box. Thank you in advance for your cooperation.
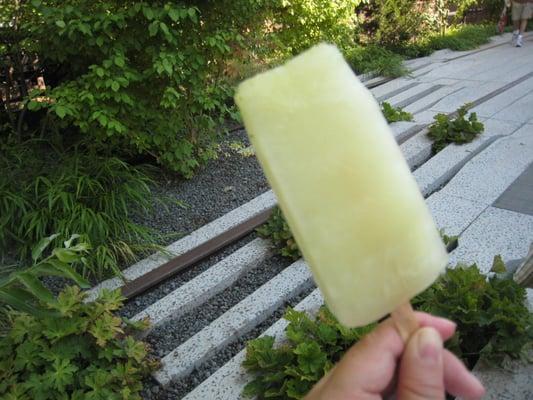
[119,234,258,318]
[144,254,292,356]
[133,129,269,244]
[142,285,317,400]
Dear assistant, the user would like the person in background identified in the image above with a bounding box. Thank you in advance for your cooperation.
[512,0,532,47]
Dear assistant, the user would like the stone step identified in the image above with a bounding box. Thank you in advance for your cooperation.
[182,289,323,400]
[428,123,533,236]
[132,238,272,336]
[86,190,277,301]
[153,259,314,386]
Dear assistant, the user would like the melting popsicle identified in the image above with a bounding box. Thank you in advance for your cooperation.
[235,43,448,328]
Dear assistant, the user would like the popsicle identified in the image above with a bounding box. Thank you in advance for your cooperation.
[234,43,448,329]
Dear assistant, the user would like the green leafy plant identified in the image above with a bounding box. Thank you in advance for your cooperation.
[345,44,407,77]
[0,286,158,399]
[0,234,89,320]
[256,207,301,261]
[1,140,163,279]
[243,307,375,399]
[381,101,413,123]
[414,263,533,367]
[427,104,484,153]
[243,263,533,398]
[439,229,458,250]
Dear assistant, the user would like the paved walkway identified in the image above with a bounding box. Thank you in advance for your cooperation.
[184,32,533,400]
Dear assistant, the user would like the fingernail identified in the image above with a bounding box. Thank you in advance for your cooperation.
[416,328,442,363]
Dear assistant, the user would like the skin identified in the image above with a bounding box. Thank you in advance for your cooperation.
[304,312,486,400]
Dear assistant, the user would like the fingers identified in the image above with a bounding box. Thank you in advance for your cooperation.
[397,327,445,400]
[414,312,456,341]
[443,350,485,400]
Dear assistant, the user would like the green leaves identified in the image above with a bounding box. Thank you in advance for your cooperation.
[0,286,157,399]
[428,104,484,153]
[0,146,161,280]
[381,101,413,123]
[256,207,301,261]
[244,264,533,398]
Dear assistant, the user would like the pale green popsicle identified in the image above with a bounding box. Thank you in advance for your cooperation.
[235,44,448,327]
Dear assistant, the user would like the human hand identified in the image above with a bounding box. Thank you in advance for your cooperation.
[304,312,485,400]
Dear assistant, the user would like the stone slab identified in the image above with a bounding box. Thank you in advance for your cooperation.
[132,238,272,335]
[386,83,437,107]
[400,129,433,170]
[153,259,314,385]
[429,81,505,113]
[403,84,466,115]
[370,77,418,99]
[427,193,487,237]
[493,162,533,216]
[413,118,521,196]
[471,75,533,118]
[435,124,533,206]
[462,355,533,400]
[86,190,277,301]
[491,92,533,123]
[449,207,533,274]
[390,121,425,144]
[182,289,323,400]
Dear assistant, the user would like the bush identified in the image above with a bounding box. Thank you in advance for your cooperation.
[1,1,366,178]
[0,286,158,399]
[243,263,533,399]
[0,139,162,279]
[356,0,431,49]
[345,44,407,77]
[399,23,495,58]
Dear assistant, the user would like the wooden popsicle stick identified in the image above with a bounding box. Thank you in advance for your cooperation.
[391,302,419,343]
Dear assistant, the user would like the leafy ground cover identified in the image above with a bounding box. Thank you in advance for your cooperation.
[0,237,158,399]
[428,104,485,153]
[243,262,533,399]
[381,102,414,123]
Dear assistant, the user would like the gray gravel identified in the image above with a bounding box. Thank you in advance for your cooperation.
[134,129,269,244]
[144,254,292,356]
[119,233,258,318]
[141,285,317,400]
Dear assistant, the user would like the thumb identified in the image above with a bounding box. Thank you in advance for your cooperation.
[397,327,445,400]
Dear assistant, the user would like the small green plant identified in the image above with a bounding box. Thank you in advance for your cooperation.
[427,104,484,153]
[243,263,533,399]
[439,229,458,250]
[1,140,164,279]
[256,207,301,261]
[0,234,89,320]
[0,286,158,399]
[381,102,414,123]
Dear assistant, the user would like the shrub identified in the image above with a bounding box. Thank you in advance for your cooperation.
[427,104,484,153]
[345,45,407,77]
[356,0,431,49]
[2,0,366,177]
[0,139,162,279]
[381,101,413,123]
[399,24,495,58]
[0,286,158,399]
[243,263,533,399]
